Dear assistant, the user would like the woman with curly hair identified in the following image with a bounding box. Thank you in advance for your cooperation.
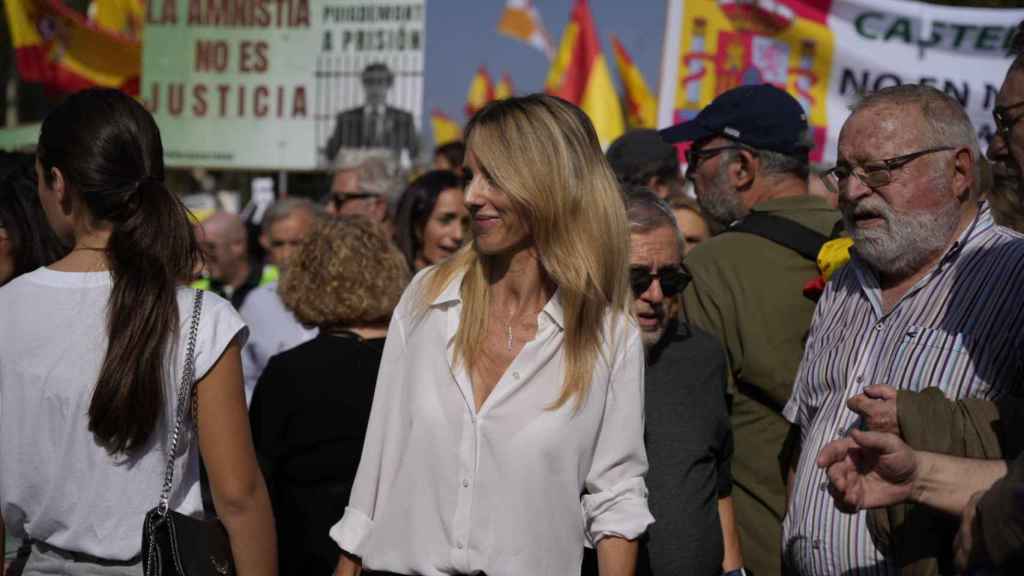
[332,94,653,576]
[248,215,410,576]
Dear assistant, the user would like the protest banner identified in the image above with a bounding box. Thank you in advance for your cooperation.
[657,0,1024,163]
[142,0,426,170]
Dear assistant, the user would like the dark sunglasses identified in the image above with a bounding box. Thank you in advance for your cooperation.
[630,266,690,297]
[325,191,377,210]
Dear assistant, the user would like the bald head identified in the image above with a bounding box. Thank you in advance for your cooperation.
[203,211,246,243]
[200,211,250,286]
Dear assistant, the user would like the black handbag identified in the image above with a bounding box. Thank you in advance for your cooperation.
[141,289,237,576]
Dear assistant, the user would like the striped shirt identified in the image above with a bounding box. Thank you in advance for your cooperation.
[782,203,1024,575]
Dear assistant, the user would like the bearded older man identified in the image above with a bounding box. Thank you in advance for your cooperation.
[782,84,1024,576]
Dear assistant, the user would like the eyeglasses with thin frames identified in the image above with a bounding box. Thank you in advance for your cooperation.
[819,146,955,195]
[993,100,1024,137]
[684,145,747,180]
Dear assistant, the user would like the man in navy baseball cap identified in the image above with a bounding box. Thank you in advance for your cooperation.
[663,83,839,576]
[659,84,814,225]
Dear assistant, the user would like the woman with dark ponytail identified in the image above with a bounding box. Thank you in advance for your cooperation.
[0,89,276,576]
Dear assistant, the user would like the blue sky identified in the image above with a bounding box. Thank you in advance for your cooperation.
[422,1,666,143]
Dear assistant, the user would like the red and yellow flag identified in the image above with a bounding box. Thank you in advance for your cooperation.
[89,0,144,37]
[497,0,554,60]
[610,34,656,129]
[544,0,623,147]
[5,0,142,95]
[465,65,495,118]
[431,108,462,147]
[495,73,514,101]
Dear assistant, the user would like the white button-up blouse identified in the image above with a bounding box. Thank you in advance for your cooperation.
[330,269,653,575]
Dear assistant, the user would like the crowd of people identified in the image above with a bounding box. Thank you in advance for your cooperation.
[2,19,1024,576]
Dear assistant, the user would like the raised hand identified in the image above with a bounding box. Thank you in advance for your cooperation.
[815,428,918,513]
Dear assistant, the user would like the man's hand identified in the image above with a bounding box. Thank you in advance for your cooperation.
[847,384,900,435]
[954,490,989,572]
[816,428,918,513]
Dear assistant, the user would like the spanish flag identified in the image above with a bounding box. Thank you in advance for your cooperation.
[465,65,495,118]
[495,73,514,101]
[544,0,624,148]
[431,108,462,147]
[497,0,554,60]
[5,0,141,95]
[89,0,145,37]
[610,35,656,129]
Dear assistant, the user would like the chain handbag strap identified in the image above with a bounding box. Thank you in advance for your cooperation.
[156,288,204,516]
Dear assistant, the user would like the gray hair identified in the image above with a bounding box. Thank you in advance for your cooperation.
[335,152,400,203]
[719,147,809,181]
[261,197,321,235]
[624,185,687,258]
[851,84,981,195]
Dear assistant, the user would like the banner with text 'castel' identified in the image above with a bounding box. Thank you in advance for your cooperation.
[657,0,1024,164]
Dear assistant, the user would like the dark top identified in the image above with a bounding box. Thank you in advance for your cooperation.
[249,332,385,576]
[209,258,265,310]
[977,452,1024,570]
[643,320,732,576]
[325,105,419,162]
[583,320,732,576]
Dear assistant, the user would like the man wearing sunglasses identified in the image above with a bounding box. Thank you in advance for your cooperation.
[784,84,1024,576]
[323,154,398,238]
[659,84,839,576]
[613,187,740,576]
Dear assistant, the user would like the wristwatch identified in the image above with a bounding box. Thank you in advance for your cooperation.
[723,568,750,576]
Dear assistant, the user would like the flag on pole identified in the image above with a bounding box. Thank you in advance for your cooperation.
[544,0,624,147]
[5,0,141,95]
[465,65,495,118]
[497,0,554,60]
[495,73,514,100]
[431,108,463,146]
[610,34,656,129]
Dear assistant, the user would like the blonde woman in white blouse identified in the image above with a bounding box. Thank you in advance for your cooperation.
[331,94,653,576]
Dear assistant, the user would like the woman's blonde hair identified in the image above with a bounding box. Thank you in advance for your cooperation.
[281,216,409,331]
[421,94,632,409]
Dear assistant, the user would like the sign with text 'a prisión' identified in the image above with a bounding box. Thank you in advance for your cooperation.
[142,0,426,170]
[657,0,1024,164]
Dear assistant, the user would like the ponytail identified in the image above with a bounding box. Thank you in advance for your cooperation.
[37,88,200,455]
[88,179,200,454]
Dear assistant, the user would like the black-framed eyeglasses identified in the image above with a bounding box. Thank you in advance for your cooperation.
[684,145,747,179]
[630,266,690,298]
[994,100,1024,136]
[819,146,955,195]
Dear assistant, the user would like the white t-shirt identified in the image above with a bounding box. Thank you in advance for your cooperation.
[330,268,653,575]
[239,282,317,404]
[0,268,247,561]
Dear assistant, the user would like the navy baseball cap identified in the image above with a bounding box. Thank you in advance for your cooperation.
[606,129,678,179]
[659,84,811,155]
